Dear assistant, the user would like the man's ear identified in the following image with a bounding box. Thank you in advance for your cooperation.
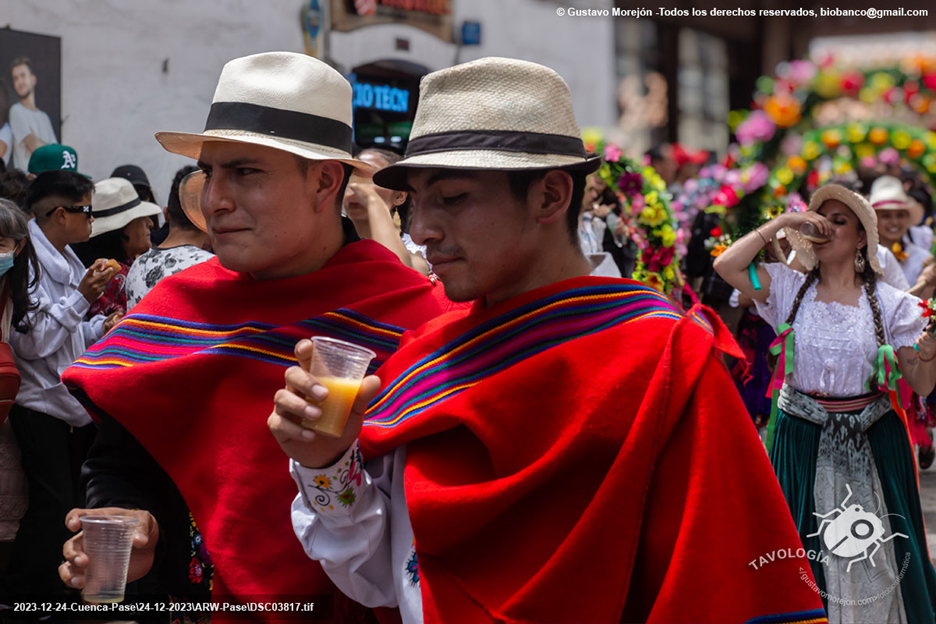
[533,170,574,226]
[309,160,346,213]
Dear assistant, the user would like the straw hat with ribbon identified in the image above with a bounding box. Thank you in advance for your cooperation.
[868,175,925,226]
[783,183,882,275]
[90,178,162,238]
[372,57,600,190]
[155,52,373,231]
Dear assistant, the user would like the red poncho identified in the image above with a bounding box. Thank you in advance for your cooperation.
[63,241,450,620]
[360,277,827,624]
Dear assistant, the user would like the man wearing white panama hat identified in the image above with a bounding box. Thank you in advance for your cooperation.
[58,52,450,618]
[270,57,824,623]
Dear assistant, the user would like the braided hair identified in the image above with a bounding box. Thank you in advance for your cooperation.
[784,245,886,350]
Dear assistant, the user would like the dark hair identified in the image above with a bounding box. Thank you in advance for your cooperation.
[506,169,587,246]
[71,228,132,267]
[26,170,94,216]
[0,170,29,209]
[166,165,198,231]
[358,148,414,229]
[909,187,933,219]
[10,57,32,75]
[0,199,39,333]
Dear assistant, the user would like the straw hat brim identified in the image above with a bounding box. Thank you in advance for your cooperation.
[784,184,882,275]
[372,150,601,190]
[91,200,164,238]
[872,199,925,227]
[154,130,376,176]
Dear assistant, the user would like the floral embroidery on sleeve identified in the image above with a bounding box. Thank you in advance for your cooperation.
[405,539,419,586]
[304,444,363,512]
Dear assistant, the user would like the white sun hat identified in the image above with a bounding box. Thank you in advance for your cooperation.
[784,183,882,274]
[90,178,163,238]
[372,57,600,190]
[868,175,925,226]
[155,52,372,175]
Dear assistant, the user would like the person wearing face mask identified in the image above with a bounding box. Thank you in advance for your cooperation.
[343,147,431,275]
[71,178,162,320]
[0,198,38,581]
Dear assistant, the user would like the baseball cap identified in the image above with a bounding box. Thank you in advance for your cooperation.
[28,144,87,177]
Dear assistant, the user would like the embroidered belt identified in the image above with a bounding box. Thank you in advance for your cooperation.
[806,391,885,414]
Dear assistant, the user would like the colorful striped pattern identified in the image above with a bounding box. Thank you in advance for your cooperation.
[364,284,685,429]
[72,309,404,373]
[745,608,827,624]
[811,392,884,413]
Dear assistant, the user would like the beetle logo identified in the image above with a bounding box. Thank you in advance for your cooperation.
[807,483,908,572]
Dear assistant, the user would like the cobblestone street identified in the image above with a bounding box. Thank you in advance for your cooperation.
[921,465,936,564]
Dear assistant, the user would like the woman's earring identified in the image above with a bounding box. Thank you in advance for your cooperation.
[855,248,866,273]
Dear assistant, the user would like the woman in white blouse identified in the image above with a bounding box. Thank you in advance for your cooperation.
[714,184,936,623]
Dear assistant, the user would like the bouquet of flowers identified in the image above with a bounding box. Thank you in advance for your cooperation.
[598,143,682,294]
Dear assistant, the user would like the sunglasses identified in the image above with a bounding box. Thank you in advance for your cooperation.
[45,204,93,218]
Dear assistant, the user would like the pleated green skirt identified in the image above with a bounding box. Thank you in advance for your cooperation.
[770,408,936,622]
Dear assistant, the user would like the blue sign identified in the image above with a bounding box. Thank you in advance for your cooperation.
[352,80,411,114]
[461,21,481,46]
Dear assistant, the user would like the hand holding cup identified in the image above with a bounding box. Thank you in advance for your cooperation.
[269,338,381,469]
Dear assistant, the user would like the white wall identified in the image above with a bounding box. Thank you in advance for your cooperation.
[330,0,617,129]
[0,0,616,200]
[0,0,307,202]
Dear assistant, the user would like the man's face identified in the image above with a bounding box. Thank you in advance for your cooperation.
[407,168,546,304]
[196,141,329,278]
[11,64,35,100]
[50,192,94,244]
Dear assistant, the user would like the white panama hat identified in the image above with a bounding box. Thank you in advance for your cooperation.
[156,52,374,232]
[372,57,600,190]
[784,183,882,275]
[155,52,372,174]
[868,175,925,226]
[90,178,163,238]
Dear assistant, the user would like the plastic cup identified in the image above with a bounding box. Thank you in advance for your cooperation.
[80,515,138,604]
[800,221,830,244]
[302,337,376,438]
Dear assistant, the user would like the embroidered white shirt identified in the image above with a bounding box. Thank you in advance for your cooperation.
[754,262,925,397]
[289,263,620,622]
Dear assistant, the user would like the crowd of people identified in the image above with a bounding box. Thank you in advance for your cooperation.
[0,49,933,624]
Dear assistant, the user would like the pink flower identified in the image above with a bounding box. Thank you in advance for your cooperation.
[879,147,900,166]
[788,60,817,87]
[741,162,769,193]
[683,179,698,194]
[709,164,729,183]
[630,194,645,215]
[860,156,878,169]
[603,144,623,163]
[714,185,740,208]
[735,110,776,146]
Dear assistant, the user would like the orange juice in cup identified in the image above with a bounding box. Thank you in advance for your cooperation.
[302,337,376,438]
